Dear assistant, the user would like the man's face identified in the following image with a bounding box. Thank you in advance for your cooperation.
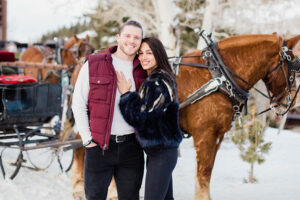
[116,25,142,57]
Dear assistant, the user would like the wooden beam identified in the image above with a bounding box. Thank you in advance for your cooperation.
[0,61,70,70]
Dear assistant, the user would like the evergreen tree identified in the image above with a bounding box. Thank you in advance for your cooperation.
[40,20,91,44]
[232,106,272,183]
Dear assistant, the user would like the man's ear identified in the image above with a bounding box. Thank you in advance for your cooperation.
[116,34,120,42]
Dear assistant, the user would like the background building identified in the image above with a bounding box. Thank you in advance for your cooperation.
[0,0,7,42]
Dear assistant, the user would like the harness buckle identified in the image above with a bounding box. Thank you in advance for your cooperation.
[282,46,289,53]
[233,105,240,112]
[203,50,212,58]
[226,81,234,96]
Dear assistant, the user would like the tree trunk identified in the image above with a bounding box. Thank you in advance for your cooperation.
[197,0,217,49]
[153,0,178,56]
[248,162,255,183]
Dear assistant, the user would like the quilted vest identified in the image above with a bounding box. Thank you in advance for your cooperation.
[88,46,146,150]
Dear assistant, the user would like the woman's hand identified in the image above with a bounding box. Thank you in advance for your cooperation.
[116,71,132,94]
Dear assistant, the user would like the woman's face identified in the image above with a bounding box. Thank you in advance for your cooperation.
[138,42,157,74]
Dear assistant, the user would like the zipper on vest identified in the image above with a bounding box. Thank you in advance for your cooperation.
[103,68,117,154]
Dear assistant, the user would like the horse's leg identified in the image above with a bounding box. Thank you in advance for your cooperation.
[107,177,118,200]
[59,117,74,142]
[71,133,86,200]
[192,128,224,200]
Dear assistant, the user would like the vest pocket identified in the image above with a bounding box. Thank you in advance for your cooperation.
[89,77,110,101]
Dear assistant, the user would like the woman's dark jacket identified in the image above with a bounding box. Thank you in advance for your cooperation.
[119,68,182,149]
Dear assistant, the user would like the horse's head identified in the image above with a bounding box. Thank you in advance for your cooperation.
[64,35,94,61]
[261,34,300,111]
[76,35,95,58]
[217,34,300,114]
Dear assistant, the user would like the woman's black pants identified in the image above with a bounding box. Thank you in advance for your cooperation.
[144,147,178,200]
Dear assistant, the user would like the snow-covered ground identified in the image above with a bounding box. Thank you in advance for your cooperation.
[1,127,300,200]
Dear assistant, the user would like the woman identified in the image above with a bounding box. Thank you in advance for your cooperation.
[116,37,182,200]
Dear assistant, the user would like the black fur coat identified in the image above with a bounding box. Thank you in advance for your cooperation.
[119,68,182,149]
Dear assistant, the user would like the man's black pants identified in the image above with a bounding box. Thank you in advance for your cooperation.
[84,135,144,200]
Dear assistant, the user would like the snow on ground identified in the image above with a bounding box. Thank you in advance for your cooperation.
[1,127,300,200]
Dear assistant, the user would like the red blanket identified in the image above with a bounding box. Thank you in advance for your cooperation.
[0,51,16,62]
[0,75,37,84]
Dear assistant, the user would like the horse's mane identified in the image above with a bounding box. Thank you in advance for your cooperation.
[217,34,281,53]
[183,34,281,59]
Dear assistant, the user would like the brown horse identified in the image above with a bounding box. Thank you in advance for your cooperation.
[66,34,300,200]
[20,35,94,81]
[177,33,300,200]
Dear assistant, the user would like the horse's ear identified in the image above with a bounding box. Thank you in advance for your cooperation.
[85,35,90,42]
[287,35,300,49]
[293,40,300,56]
[74,34,79,41]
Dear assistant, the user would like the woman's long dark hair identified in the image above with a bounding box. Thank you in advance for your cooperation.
[141,37,175,79]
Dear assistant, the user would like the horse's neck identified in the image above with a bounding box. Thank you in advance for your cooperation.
[61,49,77,65]
[218,40,279,91]
[70,64,83,87]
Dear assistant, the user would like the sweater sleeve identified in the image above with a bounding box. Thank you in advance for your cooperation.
[71,62,92,145]
[119,78,174,131]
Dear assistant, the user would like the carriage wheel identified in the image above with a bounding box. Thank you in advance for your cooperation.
[0,147,24,179]
[25,147,55,170]
[55,121,76,173]
[24,120,59,170]
[55,146,74,173]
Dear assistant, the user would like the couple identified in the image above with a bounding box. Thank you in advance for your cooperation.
[72,20,182,200]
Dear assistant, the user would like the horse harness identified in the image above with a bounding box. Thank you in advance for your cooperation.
[258,40,300,116]
[171,32,300,120]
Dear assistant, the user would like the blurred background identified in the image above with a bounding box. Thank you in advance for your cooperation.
[3,0,300,57]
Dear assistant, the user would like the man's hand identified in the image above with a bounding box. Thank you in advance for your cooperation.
[85,141,98,148]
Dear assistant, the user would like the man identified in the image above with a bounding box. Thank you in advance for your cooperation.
[72,20,146,200]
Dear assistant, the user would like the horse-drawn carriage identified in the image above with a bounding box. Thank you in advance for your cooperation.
[0,50,81,179]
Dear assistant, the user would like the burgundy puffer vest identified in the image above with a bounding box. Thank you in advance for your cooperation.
[88,46,146,150]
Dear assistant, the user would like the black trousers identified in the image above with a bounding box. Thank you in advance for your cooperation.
[144,148,178,200]
[84,136,144,200]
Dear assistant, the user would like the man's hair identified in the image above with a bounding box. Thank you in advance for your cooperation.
[119,20,143,37]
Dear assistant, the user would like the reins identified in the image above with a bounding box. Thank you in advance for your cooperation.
[257,40,300,116]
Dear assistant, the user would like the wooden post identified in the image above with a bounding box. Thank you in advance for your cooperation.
[0,61,70,70]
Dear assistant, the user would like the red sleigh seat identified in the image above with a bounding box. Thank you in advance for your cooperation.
[0,74,37,84]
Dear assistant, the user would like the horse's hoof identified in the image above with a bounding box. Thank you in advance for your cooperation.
[73,192,86,200]
[108,198,118,200]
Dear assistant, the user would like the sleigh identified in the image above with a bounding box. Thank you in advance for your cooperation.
[0,51,81,179]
